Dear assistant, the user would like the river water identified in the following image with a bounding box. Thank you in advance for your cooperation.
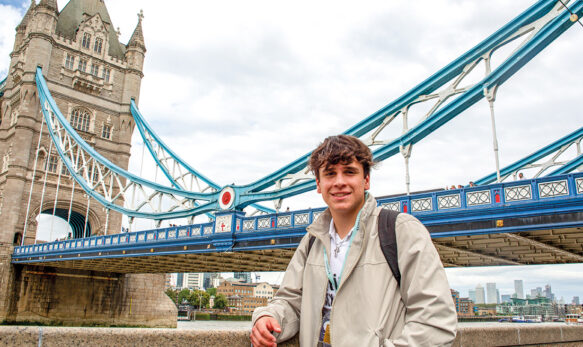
[177,320,569,330]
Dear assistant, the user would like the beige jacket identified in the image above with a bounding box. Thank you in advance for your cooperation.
[253,194,457,346]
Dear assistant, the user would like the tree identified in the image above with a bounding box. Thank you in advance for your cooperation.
[177,288,191,305]
[206,287,217,297]
[189,289,210,309]
[165,288,179,307]
[214,293,228,309]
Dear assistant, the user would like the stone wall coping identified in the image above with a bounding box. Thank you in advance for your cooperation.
[0,324,582,347]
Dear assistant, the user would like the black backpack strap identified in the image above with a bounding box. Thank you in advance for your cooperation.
[307,235,316,256]
[378,209,401,286]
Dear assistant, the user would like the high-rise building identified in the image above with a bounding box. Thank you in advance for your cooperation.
[203,273,220,289]
[468,290,476,303]
[176,273,184,289]
[475,284,485,304]
[486,283,497,304]
[185,273,204,290]
[573,296,580,305]
[514,280,524,299]
[531,287,543,298]
[544,284,552,300]
[234,272,251,283]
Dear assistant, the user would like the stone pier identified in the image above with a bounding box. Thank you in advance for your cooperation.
[1,263,176,328]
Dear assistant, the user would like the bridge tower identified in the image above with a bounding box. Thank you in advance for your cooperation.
[0,0,175,327]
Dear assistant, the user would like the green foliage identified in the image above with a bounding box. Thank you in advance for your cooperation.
[177,288,191,305]
[195,312,210,320]
[213,294,227,309]
[165,288,179,307]
[188,289,211,309]
[206,287,217,296]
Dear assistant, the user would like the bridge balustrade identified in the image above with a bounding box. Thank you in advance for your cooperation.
[12,173,583,259]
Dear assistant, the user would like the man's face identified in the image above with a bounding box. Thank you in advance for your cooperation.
[316,159,370,218]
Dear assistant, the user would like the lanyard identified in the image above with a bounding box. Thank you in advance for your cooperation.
[323,208,363,292]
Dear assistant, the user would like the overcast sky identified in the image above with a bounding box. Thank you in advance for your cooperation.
[1,0,582,301]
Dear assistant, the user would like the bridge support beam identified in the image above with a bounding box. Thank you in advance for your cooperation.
[0,250,176,327]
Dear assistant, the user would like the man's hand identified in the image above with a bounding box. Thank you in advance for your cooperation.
[250,316,281,347]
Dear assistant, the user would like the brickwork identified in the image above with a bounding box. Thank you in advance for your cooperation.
[0,1,176,327]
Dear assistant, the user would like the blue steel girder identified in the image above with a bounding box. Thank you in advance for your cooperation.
[36,68,220,219]
[476,126,583,185]
[233,0,583,206]
[130,100,275,215]
[11,173,583,270]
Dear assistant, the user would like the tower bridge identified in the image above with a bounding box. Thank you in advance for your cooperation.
[11,172,583,273]
[0,0,582,328]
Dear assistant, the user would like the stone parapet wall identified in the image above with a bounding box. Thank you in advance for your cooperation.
[0,325,582,347]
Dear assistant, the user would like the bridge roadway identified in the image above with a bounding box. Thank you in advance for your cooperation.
[11,173,583,273]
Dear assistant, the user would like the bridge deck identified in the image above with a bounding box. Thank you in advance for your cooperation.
[12,173,583,273]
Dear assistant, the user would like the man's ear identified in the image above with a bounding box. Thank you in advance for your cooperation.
[364,174,370,190]
[316,178,322,194]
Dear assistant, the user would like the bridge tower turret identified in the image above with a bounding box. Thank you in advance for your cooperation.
[0,0,175,328]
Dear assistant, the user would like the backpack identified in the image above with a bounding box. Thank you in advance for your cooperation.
[306,208,401,286]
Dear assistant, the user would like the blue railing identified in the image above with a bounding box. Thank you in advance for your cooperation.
[13,173,583,258]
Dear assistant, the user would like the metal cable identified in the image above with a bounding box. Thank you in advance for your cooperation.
[557,0,583,28]
[22,114,45,246]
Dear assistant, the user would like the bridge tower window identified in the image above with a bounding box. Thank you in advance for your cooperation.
[78,59,87,73]
[65,54,75,69]
[71,108,91,133]
[46,155,59,173]
[102,68,111,83]
[90,63,99,77]
[101,124,111,139]
[82,33,91,49]
[94,38,103,54]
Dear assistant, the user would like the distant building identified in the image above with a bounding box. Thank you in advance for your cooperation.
[176,273,184,289]
[475,284,485,304]
[468,289,476,303]
[486,283,497,304]
[544,284,553,300]
[227,295,267,315]
[451,289,476,318]
[203,273,220,289]
[234,272,251,283]
[185,273,204,290]
[217,280,273,314]
[164,274,172,290]
[573,296,580,305]
[531,287,543,298]
[254,282,277,300]
[514,280,524,299]
[497,297,563,318]
[501,295,511,303]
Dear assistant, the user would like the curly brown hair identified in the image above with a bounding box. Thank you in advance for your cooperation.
[308,135,374,180]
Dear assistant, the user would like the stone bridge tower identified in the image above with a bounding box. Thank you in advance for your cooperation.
[0,0,175,327]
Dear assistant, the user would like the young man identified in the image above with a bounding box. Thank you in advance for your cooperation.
[251,135,457,347]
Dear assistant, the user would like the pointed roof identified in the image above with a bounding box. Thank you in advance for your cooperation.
[55,0,125,59]
[16,1,36,31]
[127,10,146,51]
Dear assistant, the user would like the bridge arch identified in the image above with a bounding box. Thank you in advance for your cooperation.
[30,200,103,242]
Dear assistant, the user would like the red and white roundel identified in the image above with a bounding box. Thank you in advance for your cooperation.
[219,187,235,210]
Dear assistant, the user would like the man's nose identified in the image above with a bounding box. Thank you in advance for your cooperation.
[333,173,347,186]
